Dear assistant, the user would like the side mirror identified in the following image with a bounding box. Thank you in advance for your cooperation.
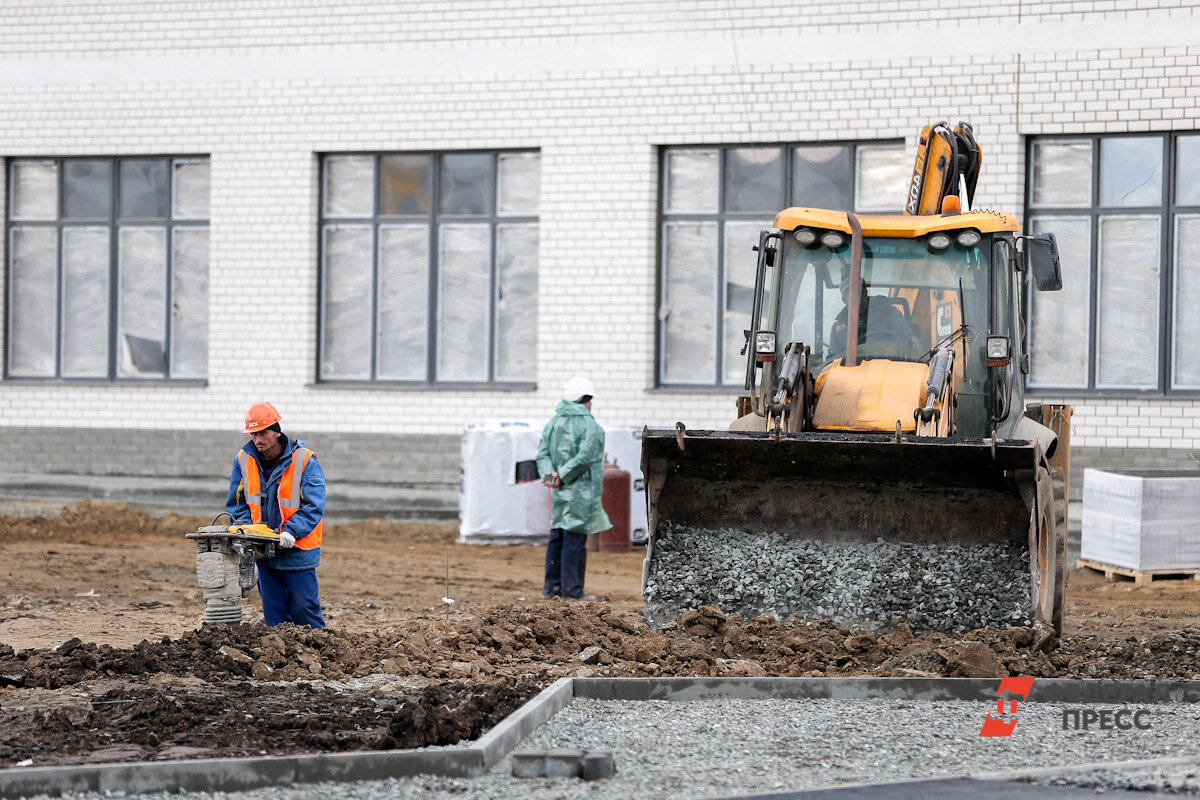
[1024,233,1062,291]
[753,228,781,268]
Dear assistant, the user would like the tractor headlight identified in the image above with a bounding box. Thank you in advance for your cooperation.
[927,232,952,251]
[956,229,982,248]
[793,228,817,246]
[754,330,777,362]
[820,230,846,249]
[986,336,1011,367]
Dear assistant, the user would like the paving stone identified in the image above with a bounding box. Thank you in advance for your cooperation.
[510,749,546,778]
[581,750,616,781]
[544,748,586,778]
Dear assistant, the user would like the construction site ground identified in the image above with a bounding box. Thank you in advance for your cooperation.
[3,501,1200,771]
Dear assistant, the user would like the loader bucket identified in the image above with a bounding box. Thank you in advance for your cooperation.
[640,427,1065,634]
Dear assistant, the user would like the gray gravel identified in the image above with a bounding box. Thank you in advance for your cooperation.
[29,697,1200,800]
[645,523,1032,632]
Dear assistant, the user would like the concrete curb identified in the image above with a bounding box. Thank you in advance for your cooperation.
[0,678,572,800]
[573,676,1200,703]
[2,677,1198,799]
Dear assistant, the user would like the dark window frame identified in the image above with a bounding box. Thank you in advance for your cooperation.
[4,155,210,384]
[316,149,539,388]
[655,140,905,389]
[1024,132,1198,398]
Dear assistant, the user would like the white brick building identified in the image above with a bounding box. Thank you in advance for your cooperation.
[2,1,1199,499]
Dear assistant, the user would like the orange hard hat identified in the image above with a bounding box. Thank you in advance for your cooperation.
[243,401,282,434]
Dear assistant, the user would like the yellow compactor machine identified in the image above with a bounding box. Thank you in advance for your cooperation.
[642,123,1072,634]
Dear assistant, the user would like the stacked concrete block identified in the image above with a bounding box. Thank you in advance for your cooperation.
[1081,468,1200,571]
[511,748,616,780]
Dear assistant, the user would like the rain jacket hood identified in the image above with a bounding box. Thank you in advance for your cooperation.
[536,400,612,535]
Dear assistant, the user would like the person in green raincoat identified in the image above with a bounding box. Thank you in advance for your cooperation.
[536,376,612,600]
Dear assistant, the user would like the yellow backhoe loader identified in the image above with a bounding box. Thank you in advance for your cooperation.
[642,122,1072,634]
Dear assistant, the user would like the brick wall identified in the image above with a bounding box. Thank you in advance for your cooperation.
[0,427,460,485]
[1,1,1199,484]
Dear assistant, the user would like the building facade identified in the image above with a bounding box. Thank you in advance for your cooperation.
[2,1,1199,501]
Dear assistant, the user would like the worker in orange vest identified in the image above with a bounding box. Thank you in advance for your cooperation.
[226,401,327,628]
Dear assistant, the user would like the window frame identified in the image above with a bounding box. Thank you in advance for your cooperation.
[4,155,210,384]
[1024,133,1197,398]
[655,139,906,389]
[315,149,539,388]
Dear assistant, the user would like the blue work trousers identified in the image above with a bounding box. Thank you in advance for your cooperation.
[258,564,325,628]
[544,528,589,598]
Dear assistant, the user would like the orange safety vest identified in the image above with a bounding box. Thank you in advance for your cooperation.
[237,446,324,549]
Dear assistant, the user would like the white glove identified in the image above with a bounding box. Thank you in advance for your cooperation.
[278,530,296,548]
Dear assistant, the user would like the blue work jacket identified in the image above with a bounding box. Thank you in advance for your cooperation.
[225,437,326,570]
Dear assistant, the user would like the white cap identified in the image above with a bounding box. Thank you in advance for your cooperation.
[562,376,596,402]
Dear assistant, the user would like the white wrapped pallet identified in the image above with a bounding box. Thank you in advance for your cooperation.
[458,421,647,546]
[1080,468,1200,571]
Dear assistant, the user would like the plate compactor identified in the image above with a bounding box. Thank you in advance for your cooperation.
[185,515,282,624]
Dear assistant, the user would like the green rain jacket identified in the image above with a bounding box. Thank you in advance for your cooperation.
[536,400,613,535]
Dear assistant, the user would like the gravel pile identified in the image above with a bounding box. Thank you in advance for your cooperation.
[644,523,1032,633]
[35,697,1200,800]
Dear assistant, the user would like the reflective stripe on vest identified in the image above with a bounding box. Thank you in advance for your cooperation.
[279,448,323,550]
[238,450,264,524]
[238,447,323,550]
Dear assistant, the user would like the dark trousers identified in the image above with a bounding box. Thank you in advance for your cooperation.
[258,565,326,628]
[544,528,588,598]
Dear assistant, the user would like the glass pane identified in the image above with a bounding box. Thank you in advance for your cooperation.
[440,154,494,215]
[437,224,491,380]
[8,227,58,376]
[1031,141,1092,207]
[497,153,540,216]
[118,227,167,377]
[724,147,783,212]
[171,227,209,379]
[855,145,908,212]
[664,150,717,213]
[377,224,428,379]
[173,160,211,220]
[1028,216,1090,388]
[324,156,375,218]
[11,160,58,220]
[321,224,373,380]
[1097,215,1160,388]
[495,223,538,382]
[1100,137,1163,207]
[119,159,169,218]
[64,160,112,219]
[62,227,110,377]
[1177,136,1200,206]
[379,155,431,216]
[1172,215,1200,388]
[793,146,852,209]
[661,221,716,383]
[723,220,767,385]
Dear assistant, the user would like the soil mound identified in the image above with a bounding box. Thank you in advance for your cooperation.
[0,500,206,544]
[4,604,1199,693]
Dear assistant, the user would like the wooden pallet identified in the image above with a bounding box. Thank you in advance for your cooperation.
[1078,557,1200,586]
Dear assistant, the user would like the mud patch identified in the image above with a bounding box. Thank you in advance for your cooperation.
[0,678,538,767]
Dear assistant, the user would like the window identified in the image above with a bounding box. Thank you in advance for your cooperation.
[657,141,907,386]
[1027,134,1199,393]
[6,157,210,380]
[318,151,539,384]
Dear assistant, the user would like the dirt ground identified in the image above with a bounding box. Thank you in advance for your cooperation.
[4,501,1200,768]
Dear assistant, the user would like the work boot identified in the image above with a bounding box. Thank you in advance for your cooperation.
[568,593,597,601]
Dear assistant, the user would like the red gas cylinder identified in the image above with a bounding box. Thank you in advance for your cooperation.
[588,464,631,552]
